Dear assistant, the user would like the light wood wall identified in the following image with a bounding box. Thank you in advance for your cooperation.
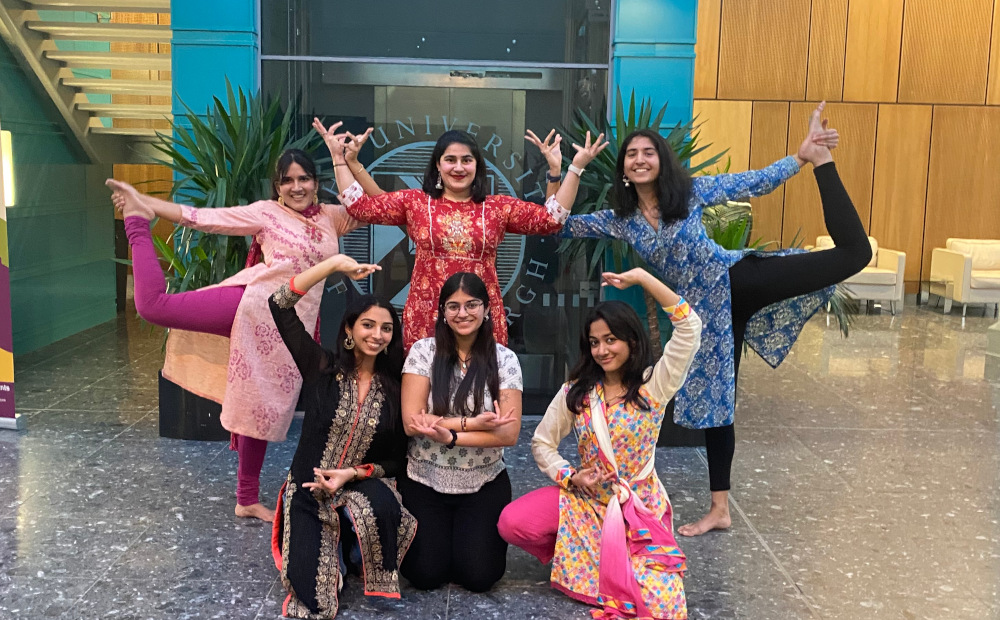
[694,0,1000,287]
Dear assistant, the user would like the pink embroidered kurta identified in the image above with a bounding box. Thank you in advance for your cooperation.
[532,304,702,619]
[160,201,361,443]
[338,182,568,349]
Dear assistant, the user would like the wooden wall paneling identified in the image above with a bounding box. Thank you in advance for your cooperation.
[988,0,1000,104]
[869,104,933,283]
[111,12,158,130]
[898,0,992,104]
[694,0,721,99]
[805,0,848,102]
[923,106,1000,280]
[691,99,753,172]
[748,101,790,247]
[781,102,877,246]
[717,0,811,101]
[842,0,903,102]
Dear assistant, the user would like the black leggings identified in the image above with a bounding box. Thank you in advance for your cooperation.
[397,469,512,592]
[704,163,872,492]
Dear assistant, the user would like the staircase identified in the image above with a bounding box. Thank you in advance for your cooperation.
[0,0,171,162]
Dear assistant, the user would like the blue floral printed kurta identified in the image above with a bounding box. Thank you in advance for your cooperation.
[562,156,834,429]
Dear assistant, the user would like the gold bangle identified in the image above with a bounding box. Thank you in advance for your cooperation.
[461,416,467,432]
[354,165,365,175]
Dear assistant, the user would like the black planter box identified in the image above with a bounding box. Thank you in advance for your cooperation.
[158,371,229,441]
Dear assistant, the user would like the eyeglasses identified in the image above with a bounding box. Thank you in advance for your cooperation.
[443,299,485,314]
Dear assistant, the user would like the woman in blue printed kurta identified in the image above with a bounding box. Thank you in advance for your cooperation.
[561,103,872,536]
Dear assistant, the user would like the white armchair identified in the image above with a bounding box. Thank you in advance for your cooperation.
[814,236,905,314]
[929,239,1000,318]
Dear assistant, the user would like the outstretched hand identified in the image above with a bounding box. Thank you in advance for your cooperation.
[341,128,374,164]
[600,268,653,291]
[312,118,347,160]
[411,409,452,444]
[570,466,616,495]
[570,131,610,170]
[797,102,836,167]
[525,129,563,173]
[322,254,381,280]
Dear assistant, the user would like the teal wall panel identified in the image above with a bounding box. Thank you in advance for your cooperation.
[0,40,115,355]
[612,0,698,128]
[171,0,259,116]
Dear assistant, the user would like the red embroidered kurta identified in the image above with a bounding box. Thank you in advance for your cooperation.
[339,182,569,349]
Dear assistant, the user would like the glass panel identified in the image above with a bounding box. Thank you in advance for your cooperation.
[263,60,608,403]
[262,0,611,65]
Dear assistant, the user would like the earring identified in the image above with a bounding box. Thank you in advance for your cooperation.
[344,334,355,350]
[435,174,443,190]
[278,196,285,206]
[623,175,630,187]
[313,191,318,204]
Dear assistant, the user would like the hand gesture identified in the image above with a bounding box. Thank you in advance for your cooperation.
[323,254,381,280]
[600,268,654,291]
[796,102,836,167]
[105,178,153,219]
[312,118,347,161]
[570,466,615,495]
[570,131,610,170]
[525,129,563,174]
[341,128,374,164]
[411,410,452,444]
[303,467,354,495]
[468,400,519,431]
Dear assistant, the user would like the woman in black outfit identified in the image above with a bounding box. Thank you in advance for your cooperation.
[269,253,415,619]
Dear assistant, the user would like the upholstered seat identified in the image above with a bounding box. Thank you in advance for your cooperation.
[929,239,1000,317]
[813,236,905,314]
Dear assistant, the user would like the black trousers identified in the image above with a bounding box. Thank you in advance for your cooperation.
[704,163,872,492]
[397,469,512,593]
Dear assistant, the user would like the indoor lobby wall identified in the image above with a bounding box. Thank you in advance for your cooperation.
[693,0,1000,290]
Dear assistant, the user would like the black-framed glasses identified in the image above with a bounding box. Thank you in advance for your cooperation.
[443,300,485,314]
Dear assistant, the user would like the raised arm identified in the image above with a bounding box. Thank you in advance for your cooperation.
[269,254,381,384]
[601,268,701,403]
[313,119,386,197]
[691,101,838,208]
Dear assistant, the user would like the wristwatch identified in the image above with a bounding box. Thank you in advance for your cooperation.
[545,171,562,184]
[567,164,585,177]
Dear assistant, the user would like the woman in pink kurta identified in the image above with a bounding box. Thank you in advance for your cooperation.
[107,149,363,521]
[498,268,702,619]
[319,122,608,349]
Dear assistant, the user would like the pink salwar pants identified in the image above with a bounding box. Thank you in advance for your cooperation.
[125,216,268,507]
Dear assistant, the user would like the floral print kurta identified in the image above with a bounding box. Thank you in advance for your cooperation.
[532,303,702,619]
[338,182,569,349]
[561,157,833,429]
[160,201,362,442]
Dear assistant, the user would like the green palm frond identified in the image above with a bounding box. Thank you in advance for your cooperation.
[149,79,323,293]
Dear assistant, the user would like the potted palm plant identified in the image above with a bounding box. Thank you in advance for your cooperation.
[150,79,322,440]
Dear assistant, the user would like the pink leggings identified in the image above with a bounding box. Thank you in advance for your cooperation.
[126,216,268,506]
[497,486,561,564]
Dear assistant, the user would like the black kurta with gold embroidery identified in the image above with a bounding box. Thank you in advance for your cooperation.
[269,284,415,619]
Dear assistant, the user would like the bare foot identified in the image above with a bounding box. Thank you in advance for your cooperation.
[235,502,275,522]
[677,504,731,537]
[105,178,154,219]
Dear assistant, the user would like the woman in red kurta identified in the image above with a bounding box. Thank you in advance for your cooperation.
[320,123,607,349]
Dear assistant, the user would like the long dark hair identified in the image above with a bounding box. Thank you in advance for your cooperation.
[421,130,488,203]
[271,149,318,200]
[328,295,404,428]
[566,300,654,414]
[611,129,691,224]
[430,272,500,418]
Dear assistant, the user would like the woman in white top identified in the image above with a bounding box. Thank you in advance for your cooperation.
[399,271,523,592]
[498,268,702,619]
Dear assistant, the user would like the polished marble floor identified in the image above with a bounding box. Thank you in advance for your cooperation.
[1,304,998,619]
